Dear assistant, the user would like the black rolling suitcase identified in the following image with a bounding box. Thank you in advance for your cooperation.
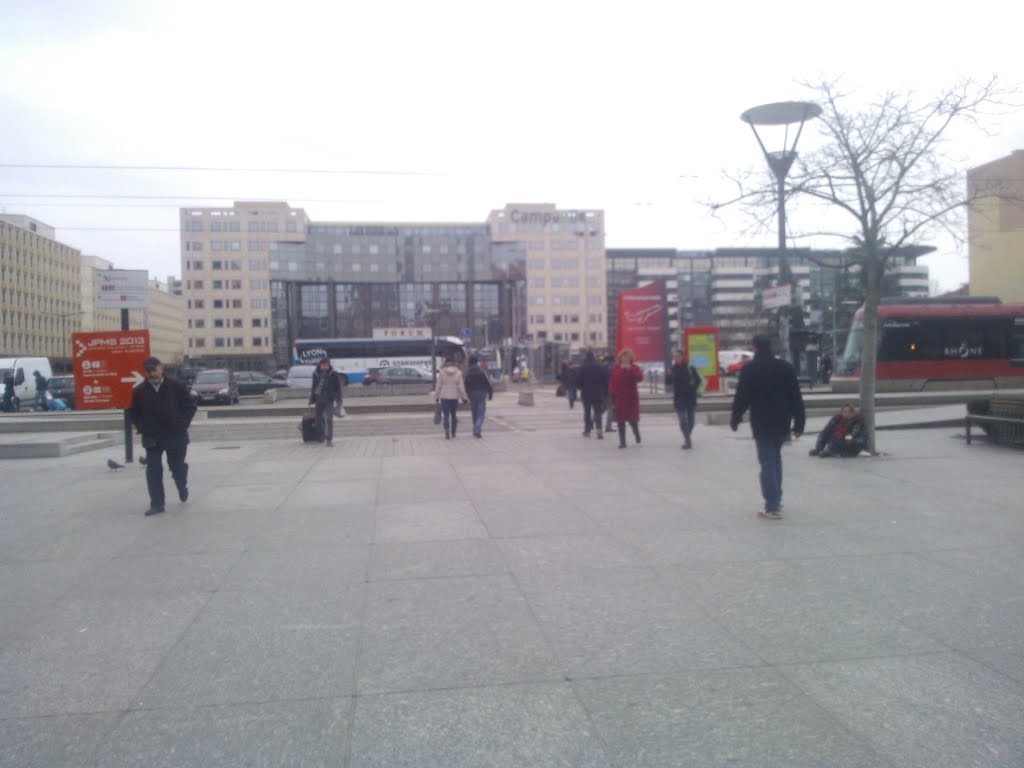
[300,409,324,443]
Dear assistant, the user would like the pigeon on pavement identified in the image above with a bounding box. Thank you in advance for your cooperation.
[107,459,125,470]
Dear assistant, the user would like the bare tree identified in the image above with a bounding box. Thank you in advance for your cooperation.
[715,77,1016,453]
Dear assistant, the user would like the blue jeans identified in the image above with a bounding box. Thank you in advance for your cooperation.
[754,435,786,512]
[582,398,603,434]
[440,399,458,434]
[675,404,695,441]
[470,396,486,435]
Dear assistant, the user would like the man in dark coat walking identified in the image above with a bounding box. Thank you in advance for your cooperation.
[309,357,343,447]
[730,335,805,519]
[463,355,493,438]
[129,357,197,516]
[667,349,702,449]
[576,351,610,439]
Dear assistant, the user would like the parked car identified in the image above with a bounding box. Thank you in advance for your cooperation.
[47,375,75,409]
[178,367,206,388]
[190,369,239,405]
[362,366,434,386]
[272,369,289,383]
[235,371,287,396]
[286,364,317,390]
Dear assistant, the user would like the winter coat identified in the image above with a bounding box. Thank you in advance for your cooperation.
[309,367,342,406]
[608,363,643,423]
[435,364,468,401]
[576,360,609,403]
[667,363,701,408]
[130,377,197,440]
[730,353,806,439]
[463,365,493,402]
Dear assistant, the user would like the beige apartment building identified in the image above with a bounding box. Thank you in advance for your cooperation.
[488,203,607,348]
[968,150,1024,302]
[0,215,83,368]
[180,201,309,368]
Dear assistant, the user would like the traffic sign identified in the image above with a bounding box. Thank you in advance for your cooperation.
[461,327,471,340]
[71,330,151,410]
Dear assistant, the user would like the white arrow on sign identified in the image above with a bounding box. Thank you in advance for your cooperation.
[120,371,145,386]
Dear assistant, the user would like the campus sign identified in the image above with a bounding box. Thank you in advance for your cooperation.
[95,269,150,310]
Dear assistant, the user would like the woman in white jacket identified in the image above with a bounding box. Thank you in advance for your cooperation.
[434,357,468,439]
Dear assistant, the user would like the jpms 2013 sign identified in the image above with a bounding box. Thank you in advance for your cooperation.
[72,331,151,410]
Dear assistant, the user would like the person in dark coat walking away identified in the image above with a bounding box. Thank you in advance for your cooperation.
[463,355,493,438]
[810,403,865,457]
[730,335,805,519]
[2,374,14,413]
[576,351,609,439]
[309,357,342,447]
[667,349,702,449]
[557,362,579,409]
[129,357,197,516]
[608,348,643,448]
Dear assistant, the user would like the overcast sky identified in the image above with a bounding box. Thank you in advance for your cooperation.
[2,0,1021,292]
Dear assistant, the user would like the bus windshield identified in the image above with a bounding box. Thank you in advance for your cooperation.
[839,316,863,375]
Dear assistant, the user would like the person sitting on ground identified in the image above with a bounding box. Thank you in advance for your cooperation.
[809,403,866,457]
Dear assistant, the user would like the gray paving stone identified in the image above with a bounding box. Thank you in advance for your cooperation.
[63,552,240,598]
[575,667,888,768]
[368,538,507,581]
[0,711,121,768]
[476,497,603,538]
[246,504,376,550]
[375,499,488,543]
[94,698,352,768]
[350,683,612,768]
[138,587,363,707]
[219,545,370,592]
[496,534,645,574]
[358,574,562,693]
[0,557,107,605]
[782,653,1024,768]
[281,478,378,509]
[516,566,760,677]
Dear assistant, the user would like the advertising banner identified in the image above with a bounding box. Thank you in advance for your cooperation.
[72,330,150,410]
[683,326,721,394]
[615,280,665,363]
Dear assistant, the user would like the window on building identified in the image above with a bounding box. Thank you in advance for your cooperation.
[194,338,205,348]
[190,260,204,270]
[212,280,223,290]
[551,277,562,288]
[232,299,242,308]
[212,260,223,270]
[286,221,297,233]
[587,258,600,269]
[553,314,563,323]
[229,241,241,252]
[193,280,203,289]
[551,259,562,269]
[530,258,545,270]
[194,319,205,328]
[190,221,203,232]
[252,318,262,327]
[570,314,580,323]
[231,280,242,289]
[233,318,243,328]
[213,299,223,309]
[552,296,563,305]
[253,337,263,346]
[214,337,225,348]
[214,319,224,328]
[532,296,545,305]
[571,332,580,341]
[233,337,243,347]
[531,278,545,288]
[193,300,204,309]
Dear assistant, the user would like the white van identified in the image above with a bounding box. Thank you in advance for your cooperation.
[0,357,54,411]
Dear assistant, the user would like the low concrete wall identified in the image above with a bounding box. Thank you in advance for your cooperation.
[264,383,434,403]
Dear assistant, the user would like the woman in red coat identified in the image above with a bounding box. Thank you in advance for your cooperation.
[608,348,643,448]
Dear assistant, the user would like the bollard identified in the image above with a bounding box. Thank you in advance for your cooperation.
[518,391,535,406]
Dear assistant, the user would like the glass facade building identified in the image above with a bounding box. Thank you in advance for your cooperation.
[269,223,525,364]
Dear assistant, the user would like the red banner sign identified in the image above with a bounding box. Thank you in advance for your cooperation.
[615,280,665,363]
[72,330,150,410]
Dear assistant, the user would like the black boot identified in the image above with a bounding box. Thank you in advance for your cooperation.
[618,422,627,448]
[631,422,641,444]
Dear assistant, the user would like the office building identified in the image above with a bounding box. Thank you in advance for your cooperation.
[968,150,1024,302]
[488,203,608,348]
[0,215,83,368]
[180,201,309,368]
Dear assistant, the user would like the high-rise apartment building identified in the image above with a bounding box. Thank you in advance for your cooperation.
[968,150,1024,302]
[180,201,309,368]
[488,203,607,348]
[0,215,83,367]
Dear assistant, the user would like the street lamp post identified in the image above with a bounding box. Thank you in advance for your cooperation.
[740,101,821,368]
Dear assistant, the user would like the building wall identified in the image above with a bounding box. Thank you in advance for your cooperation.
[180,201,308,367]
[0,215,83,367]
[489,204,607,349]
[968,150,1024,302]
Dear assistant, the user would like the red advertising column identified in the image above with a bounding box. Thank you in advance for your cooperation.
[683,326,720,393]
[615,280,665,363]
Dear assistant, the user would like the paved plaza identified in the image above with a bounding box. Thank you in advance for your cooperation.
[1,393,1023,767]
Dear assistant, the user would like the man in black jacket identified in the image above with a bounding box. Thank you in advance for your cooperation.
[576,351,609,439]
[309,357,342,447]
[463,355,493,438]
[730,336,805,519]
[667,350,702,449]
[129,357,197,516]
